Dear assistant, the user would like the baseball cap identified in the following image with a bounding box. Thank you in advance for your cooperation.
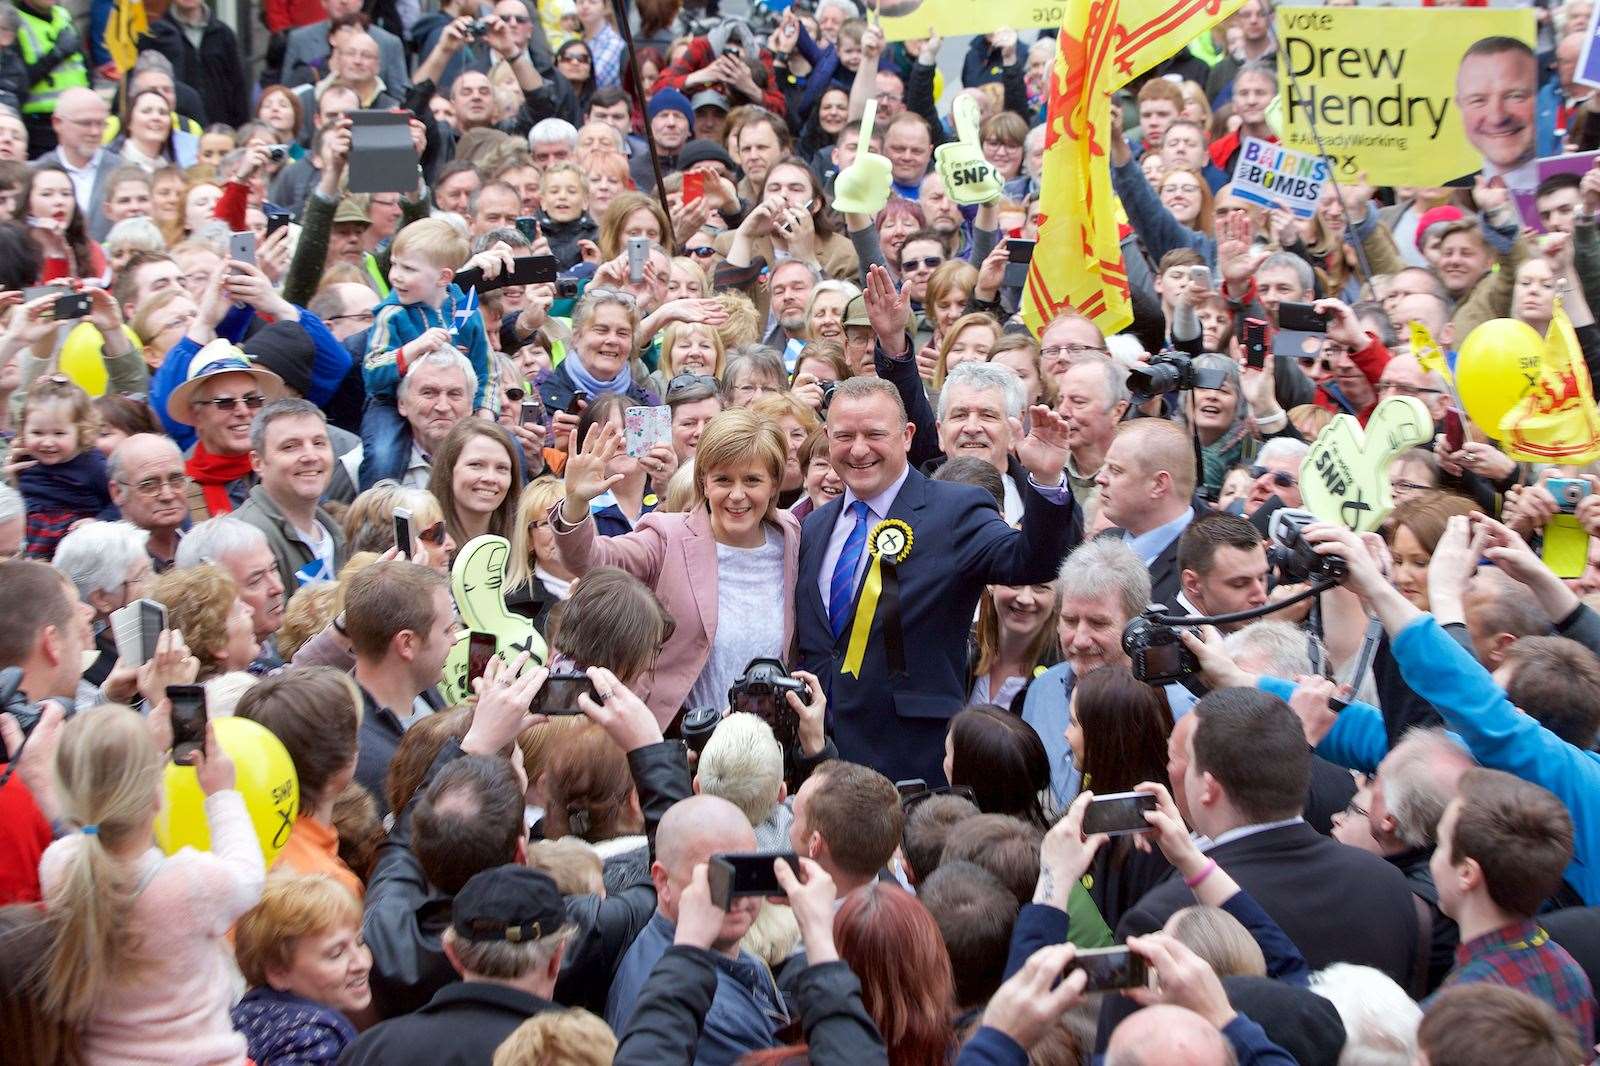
[843,294,871,328]
[165,338,286,425]
[690,90,731,114]
[451,865,566,944]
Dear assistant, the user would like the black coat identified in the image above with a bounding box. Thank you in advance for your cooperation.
[1539,907,1600,1006]
[337,981,557,1066]
[138,12,250,128]
[1117,821,1421,988]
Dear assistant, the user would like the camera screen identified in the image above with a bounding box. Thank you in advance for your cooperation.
[1141,642,1183,676]
[1072,947,1148,992]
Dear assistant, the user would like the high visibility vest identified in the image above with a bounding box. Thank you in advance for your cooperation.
[364,252,389,297]
[15,5,88,116]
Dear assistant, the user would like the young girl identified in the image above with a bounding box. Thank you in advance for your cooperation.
[537,162,599,270]
[14,165,108,285]
[38,705,264,1064]
[16,375,114,559]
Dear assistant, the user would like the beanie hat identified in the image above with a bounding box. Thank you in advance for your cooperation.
[647,88,693,127]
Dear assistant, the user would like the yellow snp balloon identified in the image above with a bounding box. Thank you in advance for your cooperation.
[1300,396,1433,532]
[935,95,1003,206]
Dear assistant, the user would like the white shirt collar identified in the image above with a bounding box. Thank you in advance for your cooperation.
[1202,815,1304,851]
[839,461,911,520]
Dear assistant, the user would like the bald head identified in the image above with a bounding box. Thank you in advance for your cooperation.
[53,88,110,162]
[1376,354,1448,418]
[1105,1005,1234,1066]
[656,794,758,880]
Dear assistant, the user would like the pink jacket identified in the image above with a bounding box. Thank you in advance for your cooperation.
[551,502,802,727]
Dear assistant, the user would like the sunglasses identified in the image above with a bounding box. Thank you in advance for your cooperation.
[900,783,977,813]
[559,50,591,62]
[900,255,942,272]
[685,245,717,259]
[1249,465,1298,489]
[416,519,447,546]
[192,392,267,411]
[666,372,719,397]
[504,385,526,402]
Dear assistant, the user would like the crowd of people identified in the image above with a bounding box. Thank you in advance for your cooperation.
[0,0,1595,1063]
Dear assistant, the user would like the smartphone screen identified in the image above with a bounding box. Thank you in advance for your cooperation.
[708,851,799,908]
[138,599,167,663]
[533,670,597,714]
[53,292,90,320]
[168,684,207,763]
[229,231,257,266]
[682,171,706,204]
[515,215,539,242]
[895,778,929,799]
[1081,791,1158,835]
[466,631,496,687]
[1003,239,1035,288]
[393,506,413,556]
[1070,946,1149,992]
[1276,301,1328,334]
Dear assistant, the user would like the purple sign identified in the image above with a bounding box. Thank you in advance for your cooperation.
[1513,151,1600,232]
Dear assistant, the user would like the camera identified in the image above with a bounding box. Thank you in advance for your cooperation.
[680,705,722,755]
[1267,508,1346,585]
[817,379,838,413]
[1126,350,1229,401]
[728,658,807,752]
[264,144,289,163]
[466,16,492,37]
[1122,611,1201,687]
[555,277,580,299]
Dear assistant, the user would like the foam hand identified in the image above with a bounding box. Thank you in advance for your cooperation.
[438,534,549,703]
[1300,396,1432,532]
[935,94,1002,205]
[832,99,893,215]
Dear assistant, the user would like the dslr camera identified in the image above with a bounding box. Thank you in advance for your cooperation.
[1267,508,1347,585]
[817,378,838,414]
[1122,610,1201,687]
[728,658,807,752]
[1126,351,1229,401]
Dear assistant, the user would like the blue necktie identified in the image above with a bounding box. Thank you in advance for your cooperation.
[829,500,871,639]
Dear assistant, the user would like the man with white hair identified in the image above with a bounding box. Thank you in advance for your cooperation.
[695,713,791,850]
[175,515,287,665]
[528,117,577,167]
[932,361,1029,524]
[1243,437,1308,517]
[53,521,154,703]
[1056,355,1129,507]
[576,120,624,157]
[394,351,478,489]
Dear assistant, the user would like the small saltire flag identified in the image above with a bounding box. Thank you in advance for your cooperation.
[451,286,479,339]
[1023,0,1245,337]
[1499,297,1600,464]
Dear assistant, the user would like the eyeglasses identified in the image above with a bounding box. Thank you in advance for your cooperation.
[1161,183,1203,195]
[1342,798,1369,820]
[900,255,942,273]
[326,310,374,325]
[1377,382,1443,398]
[502,12,532,22]
[685,245,717,259]
[666,372,719,398]
[1249,465,1298,489]
[982,138,1019,151]
[1391,478,1432,495]
[900,783,977,813]
[118,472,187,498]
[874,91,904,103]
[191,392,267,411]
[1041,342,1106,362]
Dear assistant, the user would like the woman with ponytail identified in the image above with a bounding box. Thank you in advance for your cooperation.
[37,704,264,1064]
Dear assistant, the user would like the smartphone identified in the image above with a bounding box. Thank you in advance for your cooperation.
[1276,301,1328,334]
[109,597,168,666]
[519,398,544,427]
[566,389,589,416]
[1080,790,1159,836]
[682,171,706,205]
[138,599,167,663]
[895,778,929,799]
[1069,946,1149,992]
[52,292,90,320]
[1187,264,1213,290]
[229,230,257,266]
[626,235,650,284]
[1442,407,1465,454]
[167,684,207,764]
[265,207,291,239]
[393,506,414,556]
[466,631,496,687]
[1003,238,1035,288]
[515,215,539,242]
[1241,317,1268,369]
[1550,477,1592,514]
[708,851,800,908]
[533,670,598,714]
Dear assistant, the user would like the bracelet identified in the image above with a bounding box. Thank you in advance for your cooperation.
[1183,858,1217,889]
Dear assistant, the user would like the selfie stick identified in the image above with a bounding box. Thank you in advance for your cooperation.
[610,0,675,239]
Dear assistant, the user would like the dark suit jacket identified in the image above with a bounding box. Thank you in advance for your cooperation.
[1117,821,1420,987]
[795,467,1081,784]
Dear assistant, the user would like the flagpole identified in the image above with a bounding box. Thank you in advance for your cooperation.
[610,0,676,243]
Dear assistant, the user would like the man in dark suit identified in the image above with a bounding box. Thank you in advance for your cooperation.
[1120,687,1422,989]
[1097,417,1201,609]
[795,265,1081,785]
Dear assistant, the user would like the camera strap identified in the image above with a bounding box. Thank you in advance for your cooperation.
[1330,616,1383,712]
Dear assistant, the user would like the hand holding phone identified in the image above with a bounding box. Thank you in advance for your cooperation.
[1080,791,1159,836]
[533,670,598,714]
[682,171,706,204]
[708,851,801,908]
[626,236,650,284]
[466,631,496,687]
[229,231,257,266]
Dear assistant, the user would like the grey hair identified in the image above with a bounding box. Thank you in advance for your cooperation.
[1256,436,1309,468]
[1381,727,1473,849]
[1223,620,1314,680]
[1256,251,1314,295]
[175,515,269,569]
[938,360,1026,421]
[1057,539,1151,621]
[250,397,327,456]
[104,217,166,254]
[0,483,21,525]
[577,121,625,152]
[442,921,575,980]
[720,346,787,399]
[1307,964,1421,1066]
[571,287,640,340]
[132,49,175,79]
[815,0,860,19]
[528,117,578,150]
[53,522,151,599]
[697,713,784,826]
[1185,354,1247,427]
[1066,354,1131,411]
[768,258,821,286]
[397,349,479,407]
[471,226,532,253]
[1235,58,1277,87]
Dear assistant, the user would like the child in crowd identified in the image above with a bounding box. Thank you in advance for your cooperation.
[360,218,493,484]
[16,375,113,560]
[536,162,598,270]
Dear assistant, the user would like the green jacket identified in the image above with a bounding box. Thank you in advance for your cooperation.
[231,482,347,594]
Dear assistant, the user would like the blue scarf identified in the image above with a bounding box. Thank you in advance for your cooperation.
[563,347,633,397]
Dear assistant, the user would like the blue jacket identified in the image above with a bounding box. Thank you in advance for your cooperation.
[363,282,492,412]
[231,985,355,1065]
[605,911,786,1066]
[1539,78,1564,158]
[1283,615,1600,905]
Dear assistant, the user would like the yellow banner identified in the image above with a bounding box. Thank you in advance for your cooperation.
[875,0,1064,41]
[1499,299,1600,464]
[1276,6,1535,187]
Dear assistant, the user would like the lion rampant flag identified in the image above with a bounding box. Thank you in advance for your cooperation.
[1022,0,1244,336]
[1499,298,1600,464]
[105,0,149,77]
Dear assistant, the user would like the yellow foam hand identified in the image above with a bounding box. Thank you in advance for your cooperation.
[1300,396,1433,532]
[438,534,548,704]
[935,94,1002,206]
[832,98,893,215]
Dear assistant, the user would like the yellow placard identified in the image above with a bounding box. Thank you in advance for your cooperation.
[876,0,1059,41]
[1276,6,1535,186]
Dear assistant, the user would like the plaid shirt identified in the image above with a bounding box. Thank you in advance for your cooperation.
[588,22,626,90]
[1440,920,1595,1048]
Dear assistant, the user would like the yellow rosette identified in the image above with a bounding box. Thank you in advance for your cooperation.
[842,519,914,678]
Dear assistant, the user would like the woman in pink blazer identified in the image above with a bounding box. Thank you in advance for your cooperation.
[550,407,803,727]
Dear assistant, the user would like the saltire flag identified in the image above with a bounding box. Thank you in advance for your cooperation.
[105,0,148,76]
[451,285,479,340]
[1022,0,1245,336]
[1499,298,1600,464]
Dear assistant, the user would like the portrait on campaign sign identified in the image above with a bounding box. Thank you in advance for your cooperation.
[1275,6,1535,188]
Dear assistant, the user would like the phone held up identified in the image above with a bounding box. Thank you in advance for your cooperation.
[708,851,800,909]
[167,684,207,764]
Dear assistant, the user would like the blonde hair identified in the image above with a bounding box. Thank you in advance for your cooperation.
[40,705,165,1025]
[234,874,362,987]
[669,255,708,296]
[277,582,339,660]
[506,475,564,593]
[933,313,1000,389]
[539,161,589,196]
[691,408,786,515]
[390,217,470,272]
[659,462,697,513]
[491,1008,617,1066]
[740,900,801,970]
[712,290,760,348]
[749,391,820,436]
[524,838,604,897]
[1167,905,1266,978]
[660,321,726,378]
[22,375,97,457]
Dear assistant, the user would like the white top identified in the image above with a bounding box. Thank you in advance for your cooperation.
[290,518,337,586]
[688,525,786,710]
